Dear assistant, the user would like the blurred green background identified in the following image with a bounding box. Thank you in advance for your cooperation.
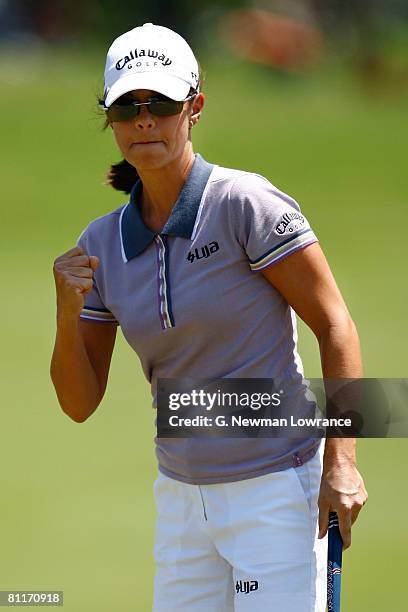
[1,1,408,611]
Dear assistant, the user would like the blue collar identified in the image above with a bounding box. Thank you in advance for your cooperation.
[120,153,214,261]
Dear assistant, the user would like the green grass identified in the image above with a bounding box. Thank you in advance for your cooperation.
[1,47,407,611]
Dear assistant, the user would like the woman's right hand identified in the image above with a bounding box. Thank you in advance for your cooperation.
[53,246,99,320]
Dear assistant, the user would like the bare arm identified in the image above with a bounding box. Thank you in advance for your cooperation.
[50,318,117,422]
[50,246,117,422]
[261,242,368,549]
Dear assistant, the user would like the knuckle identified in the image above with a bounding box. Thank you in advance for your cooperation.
[338,496,352,509]
[62,269,73,280]
[53,258,64,271]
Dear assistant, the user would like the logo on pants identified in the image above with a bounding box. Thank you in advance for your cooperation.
[235,580,259,594]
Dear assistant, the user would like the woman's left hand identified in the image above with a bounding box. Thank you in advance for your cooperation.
[318,459,368,550]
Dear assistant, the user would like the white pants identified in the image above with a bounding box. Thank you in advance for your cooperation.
[153,442,327,611]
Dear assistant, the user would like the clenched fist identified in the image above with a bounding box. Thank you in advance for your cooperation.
[53,246,99,320]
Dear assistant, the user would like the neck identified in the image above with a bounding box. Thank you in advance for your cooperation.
[137,144,195,233]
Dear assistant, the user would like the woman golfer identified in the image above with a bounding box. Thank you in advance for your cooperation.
[51,23,367,611]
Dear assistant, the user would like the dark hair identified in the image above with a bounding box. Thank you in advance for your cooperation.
[99,69,203,194]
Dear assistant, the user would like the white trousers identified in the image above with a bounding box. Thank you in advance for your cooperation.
[153,441,327,611]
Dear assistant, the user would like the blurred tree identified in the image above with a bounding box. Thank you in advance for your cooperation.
[3,0,248,44]
[311,0,408,78]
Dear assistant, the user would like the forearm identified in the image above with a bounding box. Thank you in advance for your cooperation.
[318,315,362,466]
[319,314,362,379]
[316,315,368,545]
[50,316,101,422]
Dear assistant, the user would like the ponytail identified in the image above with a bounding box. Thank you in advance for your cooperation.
[105,159,139,195]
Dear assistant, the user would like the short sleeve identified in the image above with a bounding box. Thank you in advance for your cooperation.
[229,173,318,271]
[76,226,119,325]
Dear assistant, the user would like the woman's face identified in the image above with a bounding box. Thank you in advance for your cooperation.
[109,89,204,171]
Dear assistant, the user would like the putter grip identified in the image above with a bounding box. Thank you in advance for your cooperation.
[327,511,343,612]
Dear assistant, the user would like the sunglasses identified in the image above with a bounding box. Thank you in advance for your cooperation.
[102,93,196,122]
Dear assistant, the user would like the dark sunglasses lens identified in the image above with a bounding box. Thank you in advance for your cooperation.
[149,100,184,116]
[106,104,140,122]
[105,98,185,121]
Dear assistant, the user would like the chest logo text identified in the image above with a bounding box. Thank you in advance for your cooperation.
[235,580,259,594]
[187,241,219,263]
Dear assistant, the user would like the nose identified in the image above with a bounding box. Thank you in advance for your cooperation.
[135,103,156,129]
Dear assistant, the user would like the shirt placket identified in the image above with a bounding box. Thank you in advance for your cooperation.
[154,235,175,330]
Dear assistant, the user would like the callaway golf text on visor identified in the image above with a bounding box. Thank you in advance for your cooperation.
[103,23,200,107]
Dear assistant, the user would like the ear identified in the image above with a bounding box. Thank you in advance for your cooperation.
[190,92,205,127]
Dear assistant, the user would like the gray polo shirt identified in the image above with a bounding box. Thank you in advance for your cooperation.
[77,153,321,484]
